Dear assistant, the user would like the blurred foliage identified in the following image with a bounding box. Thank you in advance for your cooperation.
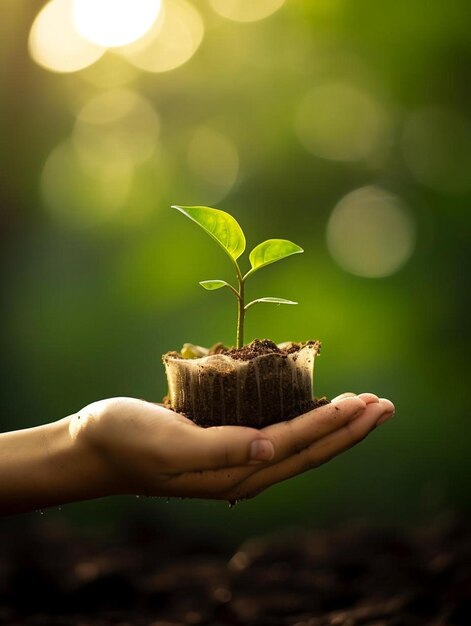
[1,0,470,537]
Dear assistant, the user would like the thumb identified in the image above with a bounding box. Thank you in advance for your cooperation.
[175,425,275,472]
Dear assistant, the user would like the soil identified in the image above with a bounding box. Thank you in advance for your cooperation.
[0,515,468,625]
[163,339,325,428]
[222,339,321,361]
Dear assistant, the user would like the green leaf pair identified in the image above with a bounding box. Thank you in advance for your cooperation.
[172,205,303,348]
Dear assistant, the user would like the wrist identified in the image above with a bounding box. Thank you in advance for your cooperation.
[0,407,125,516]
[0,415,119,514]
[44,415,119,506]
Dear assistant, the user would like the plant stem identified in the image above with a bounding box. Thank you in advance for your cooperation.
[236,274,245,349]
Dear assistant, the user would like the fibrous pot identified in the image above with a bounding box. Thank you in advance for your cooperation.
[163,339,322,428]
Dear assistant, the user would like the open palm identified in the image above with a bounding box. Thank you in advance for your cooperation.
[72,393,395,502]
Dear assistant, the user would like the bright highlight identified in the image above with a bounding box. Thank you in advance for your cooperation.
[73,0,162,48]
[29,0,105,73]
[120,0,204,73]
[209,0,285,23]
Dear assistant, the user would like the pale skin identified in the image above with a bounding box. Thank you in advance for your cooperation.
[0,393,394,516]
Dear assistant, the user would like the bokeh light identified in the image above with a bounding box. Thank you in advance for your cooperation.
[41,140,133,228]
[73,89,160,171]
[326,186,416,278]
[73,0,162,48]
[119,0,204,73]
[187,126,239,204]
[209,0,285,23]
[5,0,471,535]
[79,54,138,88]
[401,107,471,195]
[294,82,391,162]
[28,0,105,73]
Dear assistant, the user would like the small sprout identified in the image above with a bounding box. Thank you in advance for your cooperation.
[172,205,303,348]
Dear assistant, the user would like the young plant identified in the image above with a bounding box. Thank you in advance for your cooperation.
[172,205,303,348]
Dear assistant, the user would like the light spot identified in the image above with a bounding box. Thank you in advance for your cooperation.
[209,0,285,23]
[326,186,416,278]
[401,107,471,194]
[294,82,391,163]
[73,89,160,171]
[73,0,162,48]
[187,127,239,204]
[79,54,138,88]
[214,587,232,603]
[40,140,132,228]
[228,550,250,571]
[119,0,204,73]
[28,0,105,73]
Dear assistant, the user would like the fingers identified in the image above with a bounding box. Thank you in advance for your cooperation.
[260,395,369,463]
[331,392,356,402]
[224,398,395,501]
[167,423,275,473]
[355,392,381,405]
[156,395,394,500]
[155,394,374,474]
[332,392,380,405]
[157,394,372,493]
[304,397,395,464]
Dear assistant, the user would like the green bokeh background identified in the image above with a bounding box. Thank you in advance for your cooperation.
[1,0,470,538]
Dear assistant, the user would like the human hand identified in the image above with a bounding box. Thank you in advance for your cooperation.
[71,393,394,502]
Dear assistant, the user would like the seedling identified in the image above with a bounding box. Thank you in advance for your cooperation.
[172,205,303,348]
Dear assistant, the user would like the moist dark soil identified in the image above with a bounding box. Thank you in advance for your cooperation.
[167,339,322,361]
[222,339,321,361]
[0,515,469,625]
[163,339,325,428]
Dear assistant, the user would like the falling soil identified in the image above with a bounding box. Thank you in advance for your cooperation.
[1,515,468,625]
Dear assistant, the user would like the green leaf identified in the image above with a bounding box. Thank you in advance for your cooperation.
[247,239,303,277]
[245,297,298,311]
[172,205,246,261]
[200,280,230,290]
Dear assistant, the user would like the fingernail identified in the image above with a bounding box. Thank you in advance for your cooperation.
[250,439,275,462]
[331,393,357,403]
[376,410,394,426]
[379,398,395,413]
[357,393,380,405]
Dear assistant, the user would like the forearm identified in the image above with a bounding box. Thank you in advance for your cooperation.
[0,416,114,515]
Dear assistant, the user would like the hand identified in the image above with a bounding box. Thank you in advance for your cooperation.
[72,393,395,502]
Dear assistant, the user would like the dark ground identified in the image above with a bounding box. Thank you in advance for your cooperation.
[0,514,469,626]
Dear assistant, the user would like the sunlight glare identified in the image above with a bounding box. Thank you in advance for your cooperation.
[73,0,162,48]
[29,0,105,73]
[119,0,204,73]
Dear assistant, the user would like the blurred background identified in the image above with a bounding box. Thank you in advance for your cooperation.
[1,0,470,540]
